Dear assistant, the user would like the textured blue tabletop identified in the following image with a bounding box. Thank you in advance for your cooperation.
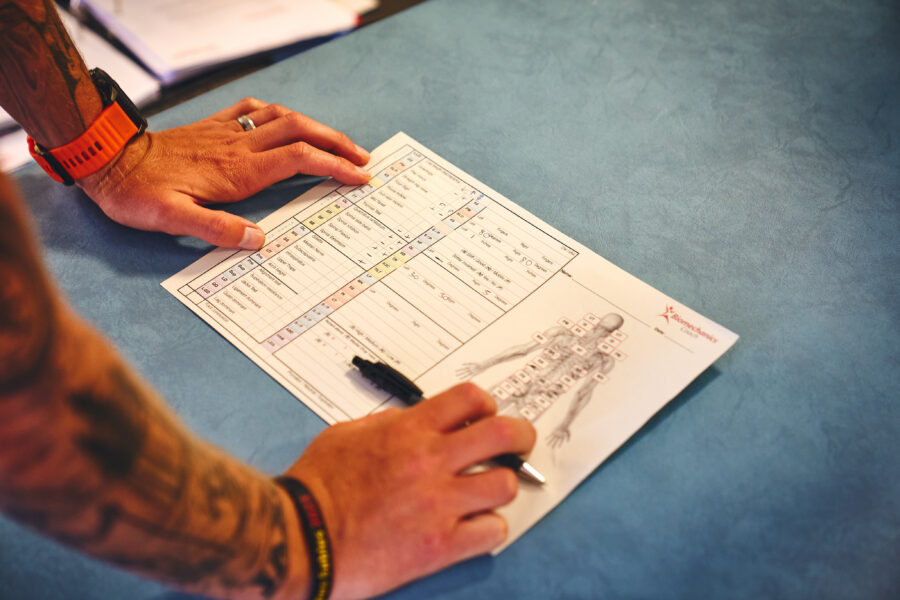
[3,0,898,598]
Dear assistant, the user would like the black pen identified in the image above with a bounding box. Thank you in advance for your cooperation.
[351,356,546,485]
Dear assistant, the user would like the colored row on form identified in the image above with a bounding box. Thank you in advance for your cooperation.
[192,148,477,297]
[194,151,425,297]
[260,196,488,352]
[196,190,486,306]
[297,152,422,230]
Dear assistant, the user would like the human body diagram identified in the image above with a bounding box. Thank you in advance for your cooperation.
[457,313,626,448]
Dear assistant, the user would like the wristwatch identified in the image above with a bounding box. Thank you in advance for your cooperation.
[27,67,147,185]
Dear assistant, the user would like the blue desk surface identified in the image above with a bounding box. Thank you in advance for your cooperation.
[3,0,898,598]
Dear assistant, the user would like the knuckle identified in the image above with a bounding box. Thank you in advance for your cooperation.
[391,411,421,436]
[457,382,496,415]
[335,131,352,149]
[202,212,230,241]
[284,112,304,128]
[398,450,432,481]
[223,127,245,144]
[432,438,459,469]
[413,487,443,514]
[279,106,301,121]
[289,142,312,161]
[416,528,451,563]
[238,97,264,111]
[487,417,518,446]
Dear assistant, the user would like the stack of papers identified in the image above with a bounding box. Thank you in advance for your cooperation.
[71,0,363,84]
[2,0,379,173]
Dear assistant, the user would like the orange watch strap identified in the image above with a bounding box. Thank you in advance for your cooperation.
[27,101,140,183]
[27,136,67,184]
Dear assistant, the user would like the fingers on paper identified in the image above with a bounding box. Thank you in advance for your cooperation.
[209,99,370,183]
[445,416,536,473]
[248,106,370,164]
[415,382,497,431]
[259,142,370,185]
[155,198,265,250]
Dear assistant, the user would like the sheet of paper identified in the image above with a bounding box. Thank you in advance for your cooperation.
[0,129,29,174]
[332,0,379,14]
[162,132,738,551]
[74,0,358,84]
[0,10,160,173]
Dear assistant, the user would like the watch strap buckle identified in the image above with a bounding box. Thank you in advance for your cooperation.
[27,136,74,185]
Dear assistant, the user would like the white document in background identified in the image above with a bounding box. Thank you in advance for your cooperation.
[72,0,359,84]
[162,133,738,551]
[0,129,29,174]
[332,0,379,14]
[0,10,160,173]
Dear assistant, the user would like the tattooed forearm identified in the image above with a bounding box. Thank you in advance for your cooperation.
[0,0,103,146]
[0,4,307,595]
[0,177,55,393]
[0,172,307,599]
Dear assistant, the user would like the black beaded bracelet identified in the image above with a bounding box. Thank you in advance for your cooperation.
[275,476,334,600]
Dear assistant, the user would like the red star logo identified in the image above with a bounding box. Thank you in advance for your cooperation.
[659,305,675,324]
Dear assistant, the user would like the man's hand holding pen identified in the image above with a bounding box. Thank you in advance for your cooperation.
[352,355,546,485]
[282,383,536,600]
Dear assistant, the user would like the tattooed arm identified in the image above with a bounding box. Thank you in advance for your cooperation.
[0,0,370,250]
[0,173,307,598]
[0,174,536,598]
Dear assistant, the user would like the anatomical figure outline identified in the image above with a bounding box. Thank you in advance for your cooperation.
[457,312,626,447]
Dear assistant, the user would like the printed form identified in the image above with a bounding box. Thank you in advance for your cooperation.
[162,132,738,551]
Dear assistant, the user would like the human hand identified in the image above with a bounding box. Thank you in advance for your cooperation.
[284,383,536,599]
[455,362,483,379]
[77,98,371,250]
[547,424,570,449]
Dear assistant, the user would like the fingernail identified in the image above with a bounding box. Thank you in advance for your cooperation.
[240,226,265,250]
[354,144,370,160]
[355,165,371,179]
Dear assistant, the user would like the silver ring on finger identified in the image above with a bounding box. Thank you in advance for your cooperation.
[237,114,256,131]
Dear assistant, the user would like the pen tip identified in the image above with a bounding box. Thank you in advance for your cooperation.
[520,462,547,486]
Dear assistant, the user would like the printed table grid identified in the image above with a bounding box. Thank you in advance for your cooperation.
[176,142,579,407]
[326,282,461,377]
[380,258,504,342]
[273,319,385,421]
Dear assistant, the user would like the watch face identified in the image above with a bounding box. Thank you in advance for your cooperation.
[89,68,116,106]
[90,68,147,130]
[31,69,149,185]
